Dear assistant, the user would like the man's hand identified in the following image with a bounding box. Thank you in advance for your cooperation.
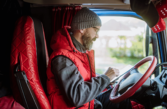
[104,67,119,81]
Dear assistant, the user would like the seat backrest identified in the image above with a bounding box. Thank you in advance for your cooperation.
[10,16,51,109]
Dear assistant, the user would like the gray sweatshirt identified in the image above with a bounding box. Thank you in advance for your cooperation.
[51,33,110,108]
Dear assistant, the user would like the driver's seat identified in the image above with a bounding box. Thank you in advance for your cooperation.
[10,16,51,109]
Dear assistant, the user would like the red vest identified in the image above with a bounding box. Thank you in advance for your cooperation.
[46,26,96,109]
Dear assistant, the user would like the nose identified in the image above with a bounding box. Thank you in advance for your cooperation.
[96,34,99,38]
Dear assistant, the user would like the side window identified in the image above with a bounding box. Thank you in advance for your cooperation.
[93,16,153,75]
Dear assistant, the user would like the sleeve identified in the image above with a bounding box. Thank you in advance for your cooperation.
[51,56,110,107]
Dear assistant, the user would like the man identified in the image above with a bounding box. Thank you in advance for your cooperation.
[46,7,132,109]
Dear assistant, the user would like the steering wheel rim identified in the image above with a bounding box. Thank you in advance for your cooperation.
[109,56,157,103]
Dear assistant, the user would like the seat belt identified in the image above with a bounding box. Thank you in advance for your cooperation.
[14,60,40,109]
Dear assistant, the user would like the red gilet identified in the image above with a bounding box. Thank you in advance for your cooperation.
[46,26,96,109]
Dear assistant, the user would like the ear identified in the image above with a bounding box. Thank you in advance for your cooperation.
[79,29,86,34]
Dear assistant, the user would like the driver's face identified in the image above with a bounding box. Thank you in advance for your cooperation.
[82,26,101,50]
[87,26,100,40]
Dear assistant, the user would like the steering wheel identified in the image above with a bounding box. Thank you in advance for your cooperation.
[109,56,157,103]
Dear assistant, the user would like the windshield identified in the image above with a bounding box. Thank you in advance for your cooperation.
[93,16,152,76]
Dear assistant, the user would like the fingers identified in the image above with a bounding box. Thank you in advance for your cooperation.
[104,67,120,81]
[112,68,119,77]
[106,67,119,76]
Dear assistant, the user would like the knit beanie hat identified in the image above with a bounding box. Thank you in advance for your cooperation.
[71,7,102,30]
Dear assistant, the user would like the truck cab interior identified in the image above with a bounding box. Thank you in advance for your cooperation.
[1,0,167,109]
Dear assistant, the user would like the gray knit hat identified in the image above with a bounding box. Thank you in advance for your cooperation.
[71,7,102,30]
